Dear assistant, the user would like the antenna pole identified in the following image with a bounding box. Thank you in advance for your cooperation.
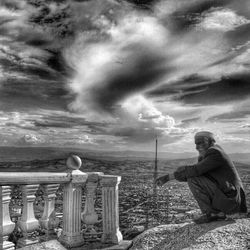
[153,138,158,198]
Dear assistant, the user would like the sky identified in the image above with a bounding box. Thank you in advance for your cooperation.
[0,0,250,155]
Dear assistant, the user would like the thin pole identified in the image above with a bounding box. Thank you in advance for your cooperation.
[153,138,159,220]
[153,138,158,196]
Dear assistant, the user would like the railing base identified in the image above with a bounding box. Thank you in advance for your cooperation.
[18,239,67,250]
[0,241,15,250]
[101,230,123,244]
[40,229,58,242]
[59,234,84,248]
[72,240,133,250]
[17,238,39,248]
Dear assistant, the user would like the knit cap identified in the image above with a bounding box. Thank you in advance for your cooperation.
[195,131,216,142]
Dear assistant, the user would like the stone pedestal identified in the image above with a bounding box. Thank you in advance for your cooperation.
[0,186,15,250]
[100,175,123,244]
[17,184,40,248]
[59,170,87,248]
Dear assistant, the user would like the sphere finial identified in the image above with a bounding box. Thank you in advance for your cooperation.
[66,155,82,170]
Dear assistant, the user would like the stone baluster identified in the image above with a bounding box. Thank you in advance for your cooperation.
[100,175,123,244]
[81,173,101,235]
[0,186,15,250]
[17,184,40,248]
[39,184,60,239]
[59,155,88,248]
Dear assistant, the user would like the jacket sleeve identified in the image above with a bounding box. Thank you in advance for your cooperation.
[174,166,187,182]
[184,148,223,178]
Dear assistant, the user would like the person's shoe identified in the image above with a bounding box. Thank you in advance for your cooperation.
[193,212,226,224]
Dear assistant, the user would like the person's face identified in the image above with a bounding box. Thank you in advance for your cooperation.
[195,137,210,156]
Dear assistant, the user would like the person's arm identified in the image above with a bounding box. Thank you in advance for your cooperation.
[169,173,175,180]
[156,172,175,186]
[184,148,223,178]
[174,165,187,182]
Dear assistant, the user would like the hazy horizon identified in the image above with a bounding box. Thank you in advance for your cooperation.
[1,145,250,165]
[1,0,250,154]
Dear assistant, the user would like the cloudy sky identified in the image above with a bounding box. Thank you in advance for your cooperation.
[0,0,250,155]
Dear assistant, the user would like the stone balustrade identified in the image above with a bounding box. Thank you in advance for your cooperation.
[0,156,123,249]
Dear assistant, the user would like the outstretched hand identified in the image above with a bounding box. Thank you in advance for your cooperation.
[155,174,170,186]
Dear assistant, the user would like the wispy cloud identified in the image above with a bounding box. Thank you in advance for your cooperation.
[197,8,250,31]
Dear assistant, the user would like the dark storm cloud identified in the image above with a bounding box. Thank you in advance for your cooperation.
[0,78,69,111]
[91,48,172,111]
[33,114,109,130]
[147,73,250,105]
[1,78,66,98]
[146,74,212,97]
[46,51,71,74]
[179,117,201,128]
[179,74,250,105]
[125,0,158,10]
[34,120,75,128]
[208,111,250,122]
[0,1,72,74]
[16,65,58,80]
[0,0,131,114]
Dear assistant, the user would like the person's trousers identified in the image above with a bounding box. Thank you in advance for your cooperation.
[187,176,221,214]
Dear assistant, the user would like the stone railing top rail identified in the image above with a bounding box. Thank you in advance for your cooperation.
[0,171,79,185]
[0,171,120,185]
[0,154,120,186]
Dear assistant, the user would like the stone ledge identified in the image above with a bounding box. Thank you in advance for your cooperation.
[130,218,250,250]
[99,240,133,250]
[73,240,133,250]
[19,239,67,250]
[19,240,133,250]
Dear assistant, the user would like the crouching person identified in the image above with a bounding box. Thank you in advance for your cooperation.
[156,131,247,224]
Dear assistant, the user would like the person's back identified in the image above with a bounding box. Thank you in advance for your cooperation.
[185,144,242,190]
[201,145,243,193]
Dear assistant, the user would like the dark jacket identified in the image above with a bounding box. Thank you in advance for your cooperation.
[174,144,247,214]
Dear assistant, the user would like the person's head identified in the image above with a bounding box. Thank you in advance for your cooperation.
[194,131,216,157]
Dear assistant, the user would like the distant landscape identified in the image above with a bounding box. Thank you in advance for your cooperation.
[1,146,250,241]
[1,146,250,164]
[0,146,250,179]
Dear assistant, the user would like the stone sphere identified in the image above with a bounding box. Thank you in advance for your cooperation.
[66,155,82,170]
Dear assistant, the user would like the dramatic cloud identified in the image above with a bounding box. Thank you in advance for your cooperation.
[65,0,250,118]
[197,8,250,31]
[65,12,171,114]
[0,0,250,153]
